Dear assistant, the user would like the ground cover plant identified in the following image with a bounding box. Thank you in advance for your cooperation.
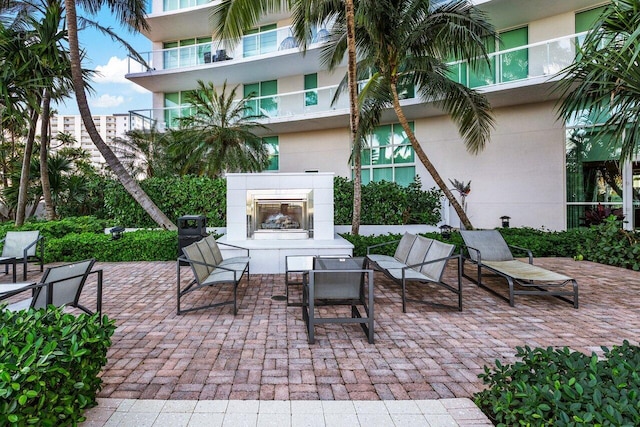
[0,308,115,426]
[474,341,640,426]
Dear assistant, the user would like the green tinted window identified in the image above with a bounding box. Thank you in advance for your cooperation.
[395,167,416,187]
[575,6,606,32]
[469,36,496,88]
[499,27,528,82]
[264,136,279,171]
[360,122,415,186]
[304,73,318,106]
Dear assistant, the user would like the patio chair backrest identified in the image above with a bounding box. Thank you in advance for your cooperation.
[32,259,94,309]
[420,240,455,281]
[203,235,223,265]
[182,242,210,284]
[2,230,40,258]
[394,233,417,263]
[405,236,432,267]
[196,239,217,272]
[460,230,513,262]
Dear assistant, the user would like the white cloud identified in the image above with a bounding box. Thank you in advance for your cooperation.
[91,94,125,108]
[94,56,130,84]
[94,56,150,94]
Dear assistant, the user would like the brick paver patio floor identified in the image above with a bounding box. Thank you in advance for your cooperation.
[59,257,638,402]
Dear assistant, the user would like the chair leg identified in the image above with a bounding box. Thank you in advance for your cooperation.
[22,259,27,281]
[401,278,407,313]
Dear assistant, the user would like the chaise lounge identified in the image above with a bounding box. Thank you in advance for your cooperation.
[460,229,578,308]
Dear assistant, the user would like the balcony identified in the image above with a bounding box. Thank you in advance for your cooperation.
[128,32,581,134]
[126,25,330,92]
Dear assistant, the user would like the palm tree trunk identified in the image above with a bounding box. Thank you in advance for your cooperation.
[15,107,39,227]
[345,0,361,236]
[40,89,56,220]
[63,0,177,230]
[390,82,474,230]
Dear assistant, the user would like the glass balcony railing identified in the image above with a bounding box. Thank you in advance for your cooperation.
[447,31,583,87]
[129,32,583,131]
[130,86,350,131]
[128,25,322,73]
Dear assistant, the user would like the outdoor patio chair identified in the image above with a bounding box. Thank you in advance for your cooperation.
[177,238,249,315]
[366,232,417,265]
[0,230,45,282]
[367,235,463,312]
[1,259,102,315]
[460,230,578,308]
[302,257,374,344]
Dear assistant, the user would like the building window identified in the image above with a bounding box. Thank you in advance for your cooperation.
[264,136,279,171]
[243,24,277,58]
[304,73,318,107]
[163,37,211,69]
[565,121,629,229]
[163,92,194,128]
[244,80,278,117]
[359,122,415,187]
[163,0,208,12]
[466,26,528,88]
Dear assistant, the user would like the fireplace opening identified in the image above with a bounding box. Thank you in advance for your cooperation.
[247,190,313,239]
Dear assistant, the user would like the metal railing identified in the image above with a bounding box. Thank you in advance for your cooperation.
[128,25,324,73]
[128,32,584,130]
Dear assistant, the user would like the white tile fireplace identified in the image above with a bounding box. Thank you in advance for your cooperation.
[219,173,353,274]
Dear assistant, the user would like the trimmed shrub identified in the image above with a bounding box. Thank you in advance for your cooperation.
[579,216,640,270]
[474,341,640,426]
[333,176,442,225]
[0,216,109,240]
[45,230,178,263]
[103,175,227,228]
[0,308,116,426]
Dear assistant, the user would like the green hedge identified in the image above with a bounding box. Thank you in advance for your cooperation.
[45,230,178,263]
[0,217,109,240]
[0,308,115,426]
[103,175,227,227]
[101,175,442,228]
[333,176,442,225]
[341,229,580,258]
[474,341,640,426]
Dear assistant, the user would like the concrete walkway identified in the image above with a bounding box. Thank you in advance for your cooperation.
[82,397,491,426]
[9,258,637,426]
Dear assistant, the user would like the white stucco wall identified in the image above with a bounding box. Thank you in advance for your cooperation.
[276,101,567,231]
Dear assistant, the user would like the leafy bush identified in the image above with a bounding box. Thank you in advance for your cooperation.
[334,176,442,225]
[0,216,109,240]
[45,230,178,263]
[0,308,115,426]
[474,341,640,426]
[580,216,640,270]
[103,175,227,228]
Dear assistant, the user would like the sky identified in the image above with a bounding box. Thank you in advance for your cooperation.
[53,6,152,116]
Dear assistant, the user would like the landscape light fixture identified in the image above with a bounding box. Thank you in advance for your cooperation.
[439,224,453,239]
[110,226,125,240]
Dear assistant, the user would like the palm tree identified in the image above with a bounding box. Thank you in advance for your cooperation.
[169,80,270,177]
[556,0,640,162]
[329,0,495,230]
[212,0,363,233]
[110,125,173,179]
[63,0,177,230]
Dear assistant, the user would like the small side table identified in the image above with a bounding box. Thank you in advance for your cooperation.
[285,255,314,307]
[0,257,17,283]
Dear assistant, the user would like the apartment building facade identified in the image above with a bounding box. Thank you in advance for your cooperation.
[126,0,639,231]
[49,114,131,165]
